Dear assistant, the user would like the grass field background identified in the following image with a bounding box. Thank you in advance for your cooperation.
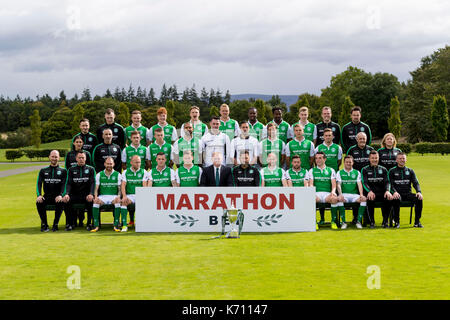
[0,155,449,299]
[0,139,71,162]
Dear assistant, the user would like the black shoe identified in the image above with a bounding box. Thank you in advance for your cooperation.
[382,222,389,229]
[369,223,375,229]
[86,224,93,231]
[352,218,357,225]
[394,222,400,229]
[41,224,50,232]
[65,225,73,231]
[52,225,58,232]
[78,221,84,227]
[414,222,424,228]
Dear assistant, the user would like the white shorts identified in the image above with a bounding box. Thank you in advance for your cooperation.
[125,194,136,204]
[341,193,366,206]
[316,192,331,203]
[98,195,118,205]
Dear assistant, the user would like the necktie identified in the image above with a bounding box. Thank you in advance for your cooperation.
[215,167,220,186]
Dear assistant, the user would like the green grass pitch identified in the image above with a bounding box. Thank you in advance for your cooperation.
[0,155,449,299]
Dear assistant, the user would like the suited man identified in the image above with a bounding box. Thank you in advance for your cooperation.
[200,152,233,187]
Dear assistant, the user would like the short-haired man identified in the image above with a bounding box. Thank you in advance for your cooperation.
[147,152,177,187]
[336,155,367,229]
[96,108,126,149]
[92,128,122,172]
[124,110,148,147]
[62,151,96,231]
[180,106,208,140]
[389,153,424,228]
[258,122,286,167]
[284,155,310,187]
[122,131,147,170]
[316,106,341,145]
[232,151,261,186]
[121,155,149,228]
[341,106,372,153]
[266,107,291,143]
[219,103,240,142]
[346,132,374,172]
[315,128,342,172]
[174,150,203,187]
[172,121,203,166]
[361,150,393,228]
[260,153,287,187]
[200,152,233,187]
[200,116,231,167]
[247,107,266,141]
[285,124,315,170]
[147,107,178,145]
[309,152,339,230]
[91,157,122,233]
[289,106,317,143]
[230,121,259,166]
[36,150,67,232]
[71,118,98,155]
[146,127,172,169]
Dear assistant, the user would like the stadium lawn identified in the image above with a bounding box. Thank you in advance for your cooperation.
[0,139,71,162]
[0,155,449,300]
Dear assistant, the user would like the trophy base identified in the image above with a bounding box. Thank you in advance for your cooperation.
[226,230,240,238]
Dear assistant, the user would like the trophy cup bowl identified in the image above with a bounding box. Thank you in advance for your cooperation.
[226,208,239,238]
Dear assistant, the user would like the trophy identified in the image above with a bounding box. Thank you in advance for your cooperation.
[222,206,244,238]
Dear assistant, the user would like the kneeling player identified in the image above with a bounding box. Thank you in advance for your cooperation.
[121,155,149,231]
[308,152,338,230]
[336,155,367,229]
[91,157,122,232]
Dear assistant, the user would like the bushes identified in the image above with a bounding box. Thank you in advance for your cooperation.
[414,142,450,155]
[4,149,68,162]
[397,143,412,154]
[5,150,23,161]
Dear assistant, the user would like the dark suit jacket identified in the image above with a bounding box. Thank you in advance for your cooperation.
[200,165,233,187]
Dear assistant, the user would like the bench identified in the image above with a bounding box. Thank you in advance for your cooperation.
[316,201,415,226]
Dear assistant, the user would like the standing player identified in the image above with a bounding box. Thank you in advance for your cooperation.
[124,110,148,147]
[65,136,92,168]
[258,123,285,167]
[389,153,424,228]
[260,153,287,187]
[91,157,122,233]
[247,107,266,141]
[147,153,177,187]
[289,106,317,143]
[219,103,240,142]
[266,107,291,143]
[341,106,372,153]
[284,155,309,187]
[201,116,231,167]
[378,133,402,171]
[230,122,259,166]
[336,155,367,229]
[92,128,122,172]
[316,106,341,145]
[71,118,98,155]
[174,150,203,187]
[285,124,315,170]
[147,107,178,145]
[232,151,261,187]
[146,128,172,169]
[122,131,147,170]
[172,122,203,166]
[96,108,126,149]
[361,150,393,228]
[315,128,342,172]
[346,132,374,172]
[308,152,339,230]
[62,151,96,231]
[36,150,67,232]
[121,155,149,229]
[180,106,208,140]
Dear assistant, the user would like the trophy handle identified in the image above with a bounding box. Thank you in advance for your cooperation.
[237,210,244,235]
[221,210,227,235]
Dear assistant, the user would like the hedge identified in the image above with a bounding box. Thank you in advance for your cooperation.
[415,143,450,155]
[5,150,24,161]
[5,149,68,162]
[370,143,412,154]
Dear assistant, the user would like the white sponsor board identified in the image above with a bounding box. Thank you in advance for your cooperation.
[136,187,316,232]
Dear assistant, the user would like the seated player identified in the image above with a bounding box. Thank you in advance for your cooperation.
[91,157,122,233]
[336,155,367,230]
[260,152,287,187]
[146,152,177,187]
[232,150,261,187]
[284,155,309,187]
[174,150,203,187]
[66,135,92,168]
[308,152,339,230]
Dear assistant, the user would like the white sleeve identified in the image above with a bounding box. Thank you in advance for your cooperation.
[252,138,258,158]
[337,145,343,160]
[257,141,263,156]
[121,171,127,182]
[261,126,267,140]
[198,167,203,184]
[284,170,291,180]
[235,120,241,138]
[287,126,294,139]
[281,168,286,179]
[308,169,314,182]
[356,171,361,183]
[330,168,336,180]
[117,173,122,186]
[284,142,290,157]
[146,128,153,142]
[230,138,236,159]
[147,170,153,181]
[175,170,180,184]
[172,128,178,142]
[170,168,177,182]
[281,141,286,155]
[180,124,185,139]
[336,171,342,183]
[304,170,310,181]
[95,173,100,186]
[225,135,231,163]
[259,169,265,182]
[121,149,127,163]
[171,141,179,155]
[313,125,317,140]
[145,147,151,160]
[143,170,150,181]
[309,142,316,157]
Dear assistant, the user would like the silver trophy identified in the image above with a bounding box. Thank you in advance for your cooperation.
[223,206,244,238]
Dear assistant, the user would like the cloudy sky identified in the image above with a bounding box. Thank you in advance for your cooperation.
[0,0,448,98]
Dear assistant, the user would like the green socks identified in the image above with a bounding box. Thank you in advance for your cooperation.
[338,206,346,223]
[113,206,121,227]
[93,205,100,227]
[121,207,128,227]
[331,206,338,224]
[358,205,366,223]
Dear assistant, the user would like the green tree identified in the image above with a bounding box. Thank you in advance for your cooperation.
[71,104,85,135]
[339,96,355,128]
[165,100,176,126]
[29,109,42,148]
[254,99,267,124]
[209,105,219,117]
[388,96,402,139]
[117,103,130,127]
[431,95,449,142]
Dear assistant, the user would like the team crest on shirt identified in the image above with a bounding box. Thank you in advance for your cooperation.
[280,127,286,131]
[366,150,370,155]
[85,169,89,174]
[57,171,61,175]
[361,127,365,132]
[300,172,304,177]
[331,148,336,152]
[112,176,116,181]
[113,147,117,152]
[163,147,168,152]
[139,150,143,154]
[306,127,311,132]
[378,169,382,174]
[393,152,398,156]
[406,171,410,175]
[165,128,170,133]
[163,172,168,177]
[332,127,336,132]
[88,137,93,141]
[137,173,142,178]
[114,128,118,133]
[192,170,196,175]
[351,173,356,179]
[249,169,254,174]
[227,123,232,128]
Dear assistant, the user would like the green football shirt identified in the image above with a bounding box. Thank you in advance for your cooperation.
[147,141,172,169]
[149,123,177,144]
[309,166,336,192]
[248,121,265,141]
[176,165,202,186]
[122,168,147,195]
[219,118,239,142]
[260,166,285,187]
[285,137,315,169]
[122,145,147,169]
[336,168,361,194]
[259,138,285,167]
[291,121,316,142]
[286,168,309,187]
[172,137,202,165]
[315,142,342,172]
[267,120,290,143]
[124,124,148,146]
[149,166,175,187]
[96,170,121,196]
